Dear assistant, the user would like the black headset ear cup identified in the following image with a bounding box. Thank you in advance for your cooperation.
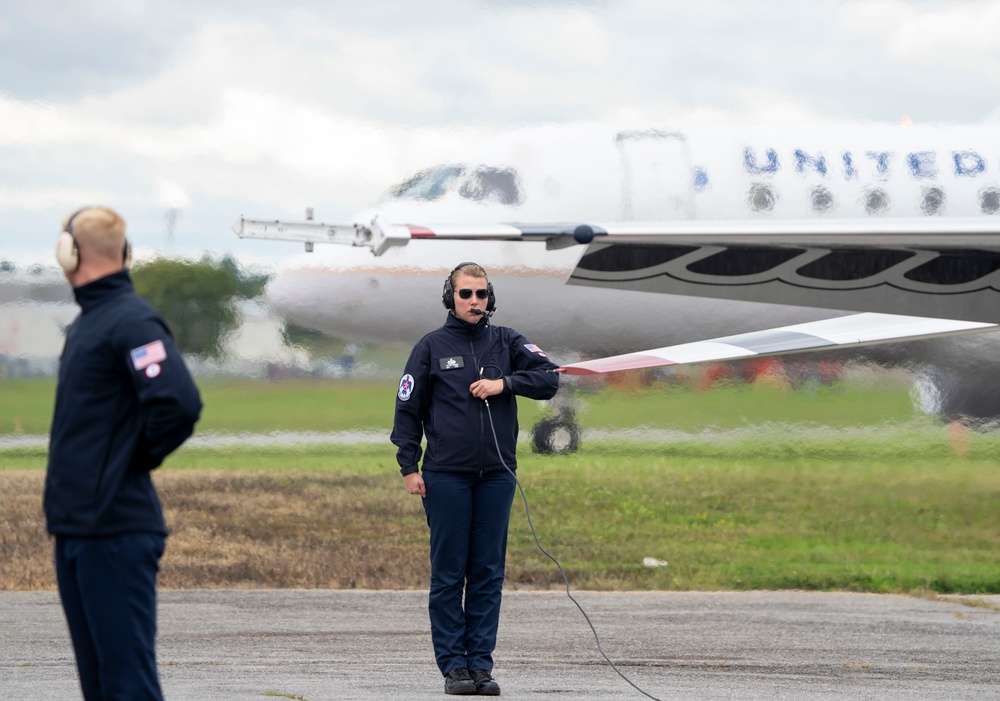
[486,282,496,312]
[56,231,79,273]
[442,277,454,310]
[123,239,132,268]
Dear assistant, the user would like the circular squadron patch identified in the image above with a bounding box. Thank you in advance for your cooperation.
[398,374,415,401]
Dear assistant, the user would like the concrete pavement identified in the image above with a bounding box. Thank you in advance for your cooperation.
[2,589,998,700]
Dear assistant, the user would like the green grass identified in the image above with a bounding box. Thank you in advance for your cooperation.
[5,374,998,593]
[505,448,1000,593]
[0,374,921,435]
[1,378,58,435]
[1,376,545,434]
[573,379,917,430]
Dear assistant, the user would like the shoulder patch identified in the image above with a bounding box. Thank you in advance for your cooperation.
[131,340,167,370]
[524,343,547,358]
[398,374,415,401]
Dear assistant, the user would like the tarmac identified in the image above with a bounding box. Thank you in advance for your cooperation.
[2,589,999,700]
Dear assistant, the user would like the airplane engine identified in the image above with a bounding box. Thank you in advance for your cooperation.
[860,334,1000,429]
[912,368,1000,430]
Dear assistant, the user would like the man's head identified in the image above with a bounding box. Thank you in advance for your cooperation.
[443,262,495,323]
[56,206,131,287]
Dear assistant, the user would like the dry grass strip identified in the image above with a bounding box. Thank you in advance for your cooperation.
[1,470,433,590]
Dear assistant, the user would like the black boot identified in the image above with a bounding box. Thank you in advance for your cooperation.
[445,668,477,695]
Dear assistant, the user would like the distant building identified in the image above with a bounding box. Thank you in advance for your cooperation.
[0,275,308,378]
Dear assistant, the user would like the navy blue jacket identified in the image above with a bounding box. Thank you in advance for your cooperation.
[391,312,559,475]
[44,271,202,537]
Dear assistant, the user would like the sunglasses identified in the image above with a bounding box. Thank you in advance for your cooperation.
[458,288,489,300]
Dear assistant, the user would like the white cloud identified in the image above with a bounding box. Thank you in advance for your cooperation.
[157,179,190,209]
[840,0,1000,70]
[502,7,611,67]
[0,98,74,146]
[0,186,139,211]
[893,2,1000,66]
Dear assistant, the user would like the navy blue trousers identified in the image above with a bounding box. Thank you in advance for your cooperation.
[55,533,166,701]
[422,469,516,675]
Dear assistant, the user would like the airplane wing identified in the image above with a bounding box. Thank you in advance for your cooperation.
[234,215,1000,322]
[558,313,997,375]
[232,217,369,253]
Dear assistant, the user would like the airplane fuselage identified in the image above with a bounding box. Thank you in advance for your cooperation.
[363,122,1000,225]
[270,120,998,355]
[258,120,1000,422]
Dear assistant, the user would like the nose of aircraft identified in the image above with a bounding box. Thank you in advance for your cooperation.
[266,264,446,344]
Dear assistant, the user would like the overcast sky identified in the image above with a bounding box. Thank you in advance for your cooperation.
[1,0,999,268]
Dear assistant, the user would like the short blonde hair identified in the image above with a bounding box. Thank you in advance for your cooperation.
[450,262,488,288]
[63,206,127,262]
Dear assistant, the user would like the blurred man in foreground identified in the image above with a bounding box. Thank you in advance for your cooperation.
[45,206,202,700]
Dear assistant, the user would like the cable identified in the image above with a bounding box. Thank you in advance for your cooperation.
[480,391,664,701]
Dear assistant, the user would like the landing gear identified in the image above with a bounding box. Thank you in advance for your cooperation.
[531,408,581,455]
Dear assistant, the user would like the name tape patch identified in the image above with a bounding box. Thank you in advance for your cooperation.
[439,356,465,370]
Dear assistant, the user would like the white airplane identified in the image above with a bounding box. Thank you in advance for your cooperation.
[234,119,1000,450]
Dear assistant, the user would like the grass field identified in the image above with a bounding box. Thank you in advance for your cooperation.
[0,371,920,435]
[2,374,998,594]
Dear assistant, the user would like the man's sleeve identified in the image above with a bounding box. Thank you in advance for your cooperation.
[506,331,560,400]
[390,340,430,475]
[119,314,203,471]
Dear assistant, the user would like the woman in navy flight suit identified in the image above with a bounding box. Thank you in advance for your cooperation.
[391,262,559,695]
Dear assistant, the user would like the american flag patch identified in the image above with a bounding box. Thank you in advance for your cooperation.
[130,340,167,370]
[524,343,547,357]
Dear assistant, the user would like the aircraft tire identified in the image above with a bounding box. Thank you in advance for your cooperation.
[531,415,581,455]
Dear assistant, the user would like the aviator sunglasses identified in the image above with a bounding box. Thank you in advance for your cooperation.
[458,288,490,300]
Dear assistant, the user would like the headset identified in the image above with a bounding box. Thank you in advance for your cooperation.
[441,261,495,312]
[56,207,132,274]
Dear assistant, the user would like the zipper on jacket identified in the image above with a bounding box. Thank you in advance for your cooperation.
[471,339,487,471]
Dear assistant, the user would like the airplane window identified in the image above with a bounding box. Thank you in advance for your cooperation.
[388,165,464,201]
[921,187,946,215]
[863,187,890,215]
[981,186,1000,215]
[797,249,915,281]
[576,243,697,272]
[459,167,523,206]
[687,246,804,277]
[810,186,834,213]
[904,250,1000,285]
[747,183,776,212]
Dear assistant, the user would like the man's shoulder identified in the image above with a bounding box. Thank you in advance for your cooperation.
[100,292,170,349]
[112,290,163,322]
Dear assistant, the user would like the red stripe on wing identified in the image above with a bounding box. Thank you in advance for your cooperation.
[560,354,677,376]
[407,225,436,237]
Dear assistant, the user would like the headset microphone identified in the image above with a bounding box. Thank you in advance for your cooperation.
[470,308,495,318]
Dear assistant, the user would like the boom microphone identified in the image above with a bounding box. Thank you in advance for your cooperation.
[470,308,495,318]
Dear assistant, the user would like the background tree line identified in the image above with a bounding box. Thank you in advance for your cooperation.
[131,255,270,359]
